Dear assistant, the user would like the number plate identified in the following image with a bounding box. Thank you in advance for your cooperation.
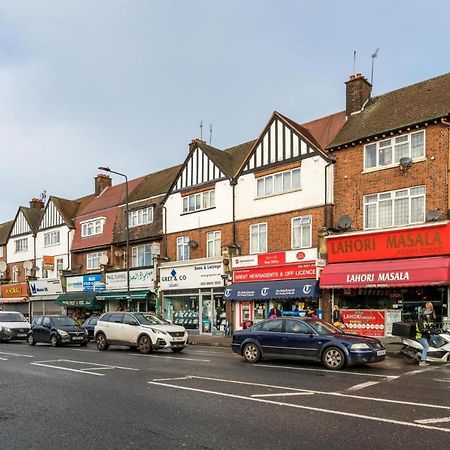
[173,337,184,341]
[72,336,83,340]
[17,334,27,337]
[377,349,386,356]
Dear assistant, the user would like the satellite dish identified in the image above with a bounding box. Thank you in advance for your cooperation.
[0,261,7,272]
[337,215,352,230]
[399,157,413,169]
[188,240,199,249]
[114,250,124,257]
[426,209,440,221]
[23,260,33,270]
[99,254,109,265]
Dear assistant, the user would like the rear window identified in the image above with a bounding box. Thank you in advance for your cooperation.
[253,319,283,333]
[0,312,27,322]
[99,313,112,322]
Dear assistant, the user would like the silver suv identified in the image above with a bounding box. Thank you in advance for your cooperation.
[94,312,188,354]
[0,311,31,342]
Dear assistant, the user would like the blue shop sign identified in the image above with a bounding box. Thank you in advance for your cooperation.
[83,274,102,291]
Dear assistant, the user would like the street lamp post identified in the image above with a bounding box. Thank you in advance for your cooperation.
[98,166,131,311]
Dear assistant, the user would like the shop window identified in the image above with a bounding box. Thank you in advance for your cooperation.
[292,216,312,248]
[206,231,221,257]
[250,223,267,254]
[177,236,190,261]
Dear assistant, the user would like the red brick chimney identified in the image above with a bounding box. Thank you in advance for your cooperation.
[345,73,372,116]
[29,198,45,209]
[95,174,112,196]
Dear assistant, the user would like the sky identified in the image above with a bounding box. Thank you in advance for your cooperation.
[1,0,450,221]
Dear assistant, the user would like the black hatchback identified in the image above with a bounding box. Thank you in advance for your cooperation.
[28,315,89,347]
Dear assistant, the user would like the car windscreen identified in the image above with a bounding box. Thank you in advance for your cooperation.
[52,316,78,327]
[0,313,27,323]
[134,313,169,325]
[307,320,343,335]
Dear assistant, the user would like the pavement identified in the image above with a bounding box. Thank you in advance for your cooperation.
[187,333,404,355]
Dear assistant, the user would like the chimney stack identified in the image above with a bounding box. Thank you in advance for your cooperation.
[29,198,45,209]
[95,174,112,196]
[345,73,372,116]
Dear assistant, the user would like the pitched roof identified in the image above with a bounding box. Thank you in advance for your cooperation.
[223,140,257,176]
[329,72,450,148]
[20,207,44,234]
[301,111,346,149]
[49,196,89,228]
[0,221,13,245]
[196,142,235,178]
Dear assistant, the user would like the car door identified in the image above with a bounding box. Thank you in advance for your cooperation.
[107,313,124,342]
[122,314,140,344]
[41,316,53,343]
[255,319,285,357]
[32,316,44,342]
[283,319,321,359]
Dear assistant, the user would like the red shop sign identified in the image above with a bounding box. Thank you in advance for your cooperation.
[341,310,385,337]
[233,262,316,283]
[327,222,450,263]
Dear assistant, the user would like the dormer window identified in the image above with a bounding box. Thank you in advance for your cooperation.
[182,190,215,213]
[364,130,425,170]
[81,218,105,237]
[129,207,153,228]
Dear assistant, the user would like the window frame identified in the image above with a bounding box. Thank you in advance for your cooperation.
[250,223,267,254]
[206,230,221,258]
[129,207,154,228]
[291,215,312,249]
[256,168,301,198]
[44,230,60,246]
[86,251,107,270]
[177,236,190,261]
[182,189,216,214]
[81,218,106,238]
[15,238,28,253]
[131,244,153,267]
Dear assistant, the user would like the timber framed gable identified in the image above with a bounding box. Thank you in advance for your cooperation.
[11,209,33,238]
[38,199,65,231]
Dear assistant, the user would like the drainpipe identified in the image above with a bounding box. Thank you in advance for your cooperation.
[66,229,72,270]
[230,178,238,247]
[441,118,450,215]
[324,156,336,228]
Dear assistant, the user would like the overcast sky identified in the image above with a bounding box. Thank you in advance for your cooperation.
[1,0,449,221]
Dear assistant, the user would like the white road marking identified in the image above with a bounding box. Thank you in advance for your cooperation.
[58,359,138,371]
[153,377,194,382]
[70,348,99,353]
[433,378,450,383]
[131,354,210,362]
[31,359,139,376]
[346,381,380,391]
[0,357,7,360]
[256,364,397,378]
[0,351,34,358]
[148,379,450,434]
[415,417,450,424]
[251,392,315,398]
[31,362,105,376]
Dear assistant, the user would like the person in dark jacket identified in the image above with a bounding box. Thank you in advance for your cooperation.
[332,305,345,328]
[416,308,434,366]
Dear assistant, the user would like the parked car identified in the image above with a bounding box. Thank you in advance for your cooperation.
[82,316,99,340]
[231,317,386,370]
[94,312,188,354]
[28,315,89,347]
[0,311,31,342]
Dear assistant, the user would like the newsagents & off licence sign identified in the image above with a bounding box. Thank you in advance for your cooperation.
[160,262,223,290]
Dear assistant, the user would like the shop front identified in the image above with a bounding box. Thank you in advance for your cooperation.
[227,249,321,330]
[64,273,104,319]
[159,259,225,334]
[320,222,450,332]
[96,268,156,312]
[28,278,64,318]
[0,283,29,317]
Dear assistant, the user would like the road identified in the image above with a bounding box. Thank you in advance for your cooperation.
[0,341,449,449]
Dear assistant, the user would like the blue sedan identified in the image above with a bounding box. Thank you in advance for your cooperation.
[231,317,386,370]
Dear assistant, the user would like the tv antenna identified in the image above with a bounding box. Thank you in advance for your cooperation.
[370,48,379,85]
[200,120,203,140]
[353,50,356,75]
[209,124,213,145]
[40,189,47,202]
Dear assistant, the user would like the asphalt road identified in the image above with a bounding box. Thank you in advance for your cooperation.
[0,341,449,450]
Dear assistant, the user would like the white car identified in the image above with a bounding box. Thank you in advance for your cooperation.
[0,311,31,342]
[94,312,188,354]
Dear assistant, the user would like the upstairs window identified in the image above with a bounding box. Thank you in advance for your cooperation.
[44,230,60,246]
[292,216,312,248]
[15,238,28,253]
[86,251,107,270]
[132,244,153,267]
[364,186,425,230]
[364,130,425,170]
[257,168,301,197]
[250,223,267,254]
[0,245,3,257]
[129,207,153,228]
[182,190,215,213]
[177,236,190,261]
[206,231,221,258]
[81,218,105,237]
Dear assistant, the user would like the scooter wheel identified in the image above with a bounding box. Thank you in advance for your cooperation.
[401,346,419,365]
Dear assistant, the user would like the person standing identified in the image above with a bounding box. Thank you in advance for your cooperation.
[269,305,281,319]
[416,308,433,367]
[332,304,344,327]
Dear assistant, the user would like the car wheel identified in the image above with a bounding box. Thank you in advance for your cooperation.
[138,335,153,354]
[96,333,109,351]
[50,335,59,347]
[27,334,36,346]
[171,348,184,353]
[242,342,261,363]
[322,347,345,370]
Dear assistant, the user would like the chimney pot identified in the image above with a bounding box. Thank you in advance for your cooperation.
[345,73,372,116]
[29,198,45,209]
[95,174,112,196]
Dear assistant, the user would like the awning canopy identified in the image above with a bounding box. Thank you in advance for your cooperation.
[55,292,102,310]
[95,290,151,301]
[319,256,450,289]
[223,279,319,301]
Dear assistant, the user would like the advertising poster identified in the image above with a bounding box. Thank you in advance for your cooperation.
[341,309,386,337]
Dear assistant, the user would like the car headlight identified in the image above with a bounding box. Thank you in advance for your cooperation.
[350,343,371,350]
[57,329,69,337]
[84,329,89,335]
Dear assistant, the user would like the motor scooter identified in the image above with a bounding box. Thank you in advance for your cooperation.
[401,329,450,364]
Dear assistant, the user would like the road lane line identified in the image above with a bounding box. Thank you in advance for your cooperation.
[251,392,315,398]
[0,357,7,360]
[57,359,139,371]
[0,351,34,358]
[346,381,380,391]
[131,354,210,362]
[415,417,450,424]
[31,362,104,376]
[256,364,397,378]
[148,381,450,434]
[153,377,192,382]
[433,379,450,383]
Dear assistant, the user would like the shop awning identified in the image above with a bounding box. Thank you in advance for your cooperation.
[319,256,450,289]
[95,290,151,301]
[55,292,102,310]
[223,279,319,301]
